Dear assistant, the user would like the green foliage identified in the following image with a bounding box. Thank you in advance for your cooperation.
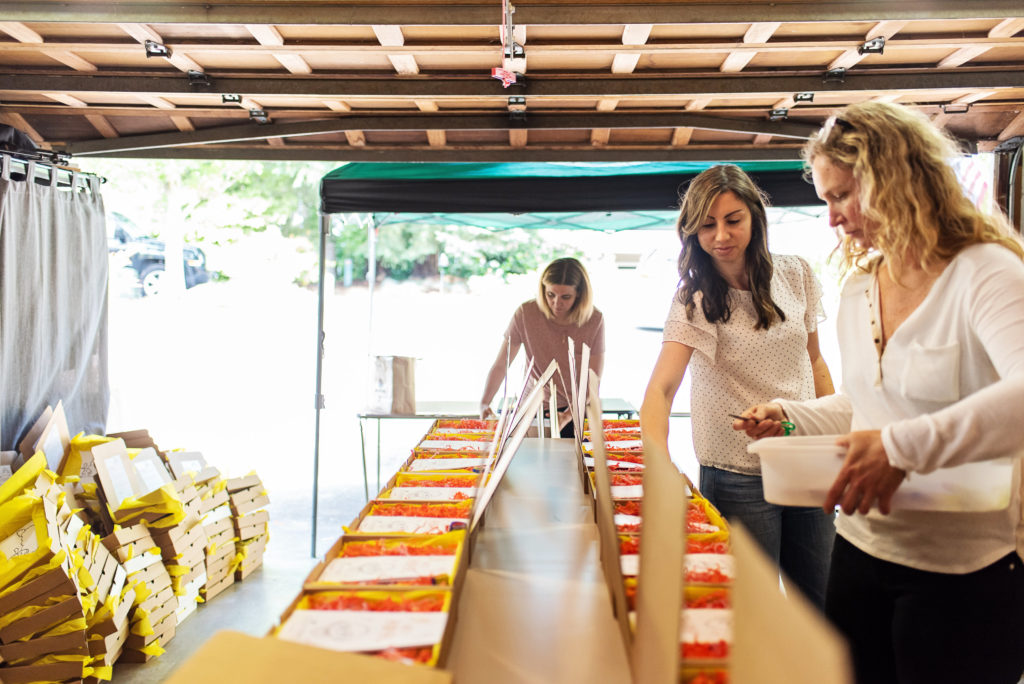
[77,158,579,284]
[332,221,577,283]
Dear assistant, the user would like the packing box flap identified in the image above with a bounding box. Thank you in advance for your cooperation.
[165,631,452,684]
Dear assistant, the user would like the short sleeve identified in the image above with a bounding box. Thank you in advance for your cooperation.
[588,310,606,355]
[796,256,825,333]
[662,293,717,361]
[505,304,526,346]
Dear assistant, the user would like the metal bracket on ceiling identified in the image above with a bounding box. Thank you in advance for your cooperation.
[221,94,242,104]
[768,108,789,121]
[187,70,211,87]
[507,95,526,122]
[941,103,971,114]
[249,109,271,124]
[858,36,886,55]
[823,67,846,84]
[144,40,170,58]
[794,92,814,103]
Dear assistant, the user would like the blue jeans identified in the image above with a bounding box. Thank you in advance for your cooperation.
[699,465,834,609]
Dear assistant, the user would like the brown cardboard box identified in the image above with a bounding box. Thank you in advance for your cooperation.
[0,629,88,663]
[225,475,261,493]
[0,565,75,616]
[0,594,82,644]
[203,515,233,539]
[0,659,83,684]
[139,585,173,615]
[164,631,453,684]
[231,494,270,517]
[200,489,229,514]
[101,524,150,553]
[200,573,234,601]
[88,617,129,665]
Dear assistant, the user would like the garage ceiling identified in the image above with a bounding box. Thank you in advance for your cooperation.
[1,1,1023,163]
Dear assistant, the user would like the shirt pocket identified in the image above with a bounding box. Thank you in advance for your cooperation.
[898,341,961,402]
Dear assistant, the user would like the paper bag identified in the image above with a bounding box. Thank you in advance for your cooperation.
[369,356,416,415]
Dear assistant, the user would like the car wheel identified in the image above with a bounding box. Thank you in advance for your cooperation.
[139,264,164,297]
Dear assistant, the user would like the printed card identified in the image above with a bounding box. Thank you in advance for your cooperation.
[278,609,447,653]
[356,516,464,535]
[387,487,476,501]
[319,555,455,583]
[407,458,489,472]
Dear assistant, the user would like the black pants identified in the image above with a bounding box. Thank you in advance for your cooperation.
[826,535,1024,684]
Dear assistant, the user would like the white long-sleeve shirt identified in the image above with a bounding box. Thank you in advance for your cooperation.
[778,243,1024,573]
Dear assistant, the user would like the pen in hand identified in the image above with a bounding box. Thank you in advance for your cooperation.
[728,413,755,422]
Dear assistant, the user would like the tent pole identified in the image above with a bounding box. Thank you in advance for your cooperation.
[311,211,329,558]
[367,215,377,356]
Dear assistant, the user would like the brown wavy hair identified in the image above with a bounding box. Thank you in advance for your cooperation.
[675,164,784,330]
[802,101,1024,279]
[536,257,595,326]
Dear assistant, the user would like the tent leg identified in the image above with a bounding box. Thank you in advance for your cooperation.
[311,212,329,558]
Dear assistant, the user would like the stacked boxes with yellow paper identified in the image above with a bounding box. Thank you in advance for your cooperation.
[152,477,208,626]
[226,474,269,581]
[102,525,177,663]
[196,477,235,601]
[0,454,132,683]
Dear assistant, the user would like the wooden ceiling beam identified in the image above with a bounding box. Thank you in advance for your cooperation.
[622,24,653,45]
[43,92,87,107]
[75,144,806,163]
[4,72,1022,105]
[0,112,46,146]
[0,21,42,43]
[3,2,1021,26]
[84,114,119,138]
[59,111,821,156]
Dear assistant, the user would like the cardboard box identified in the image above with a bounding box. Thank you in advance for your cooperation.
[88,617,129,665]
[0,594,82,644]
[231,494,270,517]
[225,475,261,493]
[201,573,234,602]
[0,629,88,663]
[102,524,150,553]
[200,489,229,514]
[164,631,453,684]
[0,660,83,684]
[0,565,76,616]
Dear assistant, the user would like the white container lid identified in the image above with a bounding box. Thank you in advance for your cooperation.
[747,435,1013,512]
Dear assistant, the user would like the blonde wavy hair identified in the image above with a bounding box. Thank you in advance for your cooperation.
[536,257,595,326]
[802,101,1023,279]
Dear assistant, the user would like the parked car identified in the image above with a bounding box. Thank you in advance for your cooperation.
[107,211,211,296]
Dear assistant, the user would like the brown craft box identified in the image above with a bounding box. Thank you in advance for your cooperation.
[0,629,88,664]
[272,585,459,669]
[0,594,82,644]
[0,660,84,684]
[0,565,76,617]
[201,573,235,602]
[203,514,234,539]
[303,532,469,594]
[225,475,261,493]
[88,617,130,665]
[231,494,270,517]
[200,489,230,515]
[165,631,452,684]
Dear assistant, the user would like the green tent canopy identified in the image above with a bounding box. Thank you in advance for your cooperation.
[320,161,818,230]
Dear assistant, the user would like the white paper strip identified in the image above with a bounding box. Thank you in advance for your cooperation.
[416,440,491,451]
[610,484,644,499]
[430,428,494,435]
[387,486,476,501]
[278,609,448,653]
[585,438,643,450]
[681,608,732,645]
[320,555,456,583]
[620,554,639,577]
[621,553,735,581]
[407,457,489,472]
[614,513,642,527]
[357,516,464,535]
[584,456,644,471]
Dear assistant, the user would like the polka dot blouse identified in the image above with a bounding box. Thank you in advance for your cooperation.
[662,254,825,475]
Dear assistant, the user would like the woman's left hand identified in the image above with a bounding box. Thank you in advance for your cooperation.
[825,430,907,515]
[557,409,573,431]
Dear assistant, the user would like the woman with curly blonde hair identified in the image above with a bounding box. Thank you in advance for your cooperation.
[739,101,1024,684]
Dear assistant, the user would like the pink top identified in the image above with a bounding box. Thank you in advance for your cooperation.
[505,300,605,407]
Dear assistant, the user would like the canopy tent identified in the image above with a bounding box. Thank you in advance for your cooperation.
[307,160,818,553]
[320,161,818,230]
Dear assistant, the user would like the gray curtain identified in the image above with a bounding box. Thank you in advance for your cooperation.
[0,155,109,452]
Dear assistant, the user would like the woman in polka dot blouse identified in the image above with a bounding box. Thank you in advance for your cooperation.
[641,164,836,609]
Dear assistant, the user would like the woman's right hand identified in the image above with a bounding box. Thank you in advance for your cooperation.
[480,405,496,420]
[732,403,788,439]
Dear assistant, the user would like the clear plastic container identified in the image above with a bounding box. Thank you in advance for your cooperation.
[747,435,1014,512]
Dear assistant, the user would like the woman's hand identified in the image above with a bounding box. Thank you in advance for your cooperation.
[480,405,496,420]
[825,430,906,515]
[557,409,573,431]
[732,403,788,438]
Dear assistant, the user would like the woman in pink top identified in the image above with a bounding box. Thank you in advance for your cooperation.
[479,257,605,437]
